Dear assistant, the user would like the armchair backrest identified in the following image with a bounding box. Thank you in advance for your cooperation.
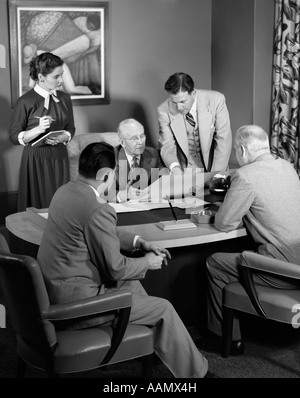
[67,132,120,181]
[0,234,9,253]
[0,251,57,350]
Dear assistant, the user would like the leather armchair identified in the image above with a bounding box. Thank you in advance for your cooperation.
[67,133,120,181]
[0,235,154,377]
[222,250,300,357]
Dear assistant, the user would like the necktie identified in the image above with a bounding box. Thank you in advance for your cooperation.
[131,155,139,168]
[186,112,196,128]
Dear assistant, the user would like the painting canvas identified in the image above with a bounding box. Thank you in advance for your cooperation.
[8,0,109,106]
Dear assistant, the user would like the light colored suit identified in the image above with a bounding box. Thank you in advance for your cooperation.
[206,154,300,339]
[37,180,208,378]
[158,89,232,172]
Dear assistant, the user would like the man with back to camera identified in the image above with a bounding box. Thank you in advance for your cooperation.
[196,125,300,354]
[37,141,212,378]
[113,118,166,202]
[158,72,232,175]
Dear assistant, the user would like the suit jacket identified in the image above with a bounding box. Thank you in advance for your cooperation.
[158,89,232,172]
[215,154,300,264]
[111,145,165,195]
[37,180,149,306]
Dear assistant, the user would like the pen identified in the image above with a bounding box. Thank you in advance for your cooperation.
[166,195,177,222]
[34,116,56,122]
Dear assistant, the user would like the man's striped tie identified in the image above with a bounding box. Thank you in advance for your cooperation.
[186,112,196,128]
[131,155,139,168]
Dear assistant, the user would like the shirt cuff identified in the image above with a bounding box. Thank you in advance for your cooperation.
[133,235,141,251]
[116,192,122,203]
[18,131,27,146]
[169,162,181,171]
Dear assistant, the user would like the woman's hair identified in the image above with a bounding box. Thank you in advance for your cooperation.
[79,142,116,179]
[29,52,64,81]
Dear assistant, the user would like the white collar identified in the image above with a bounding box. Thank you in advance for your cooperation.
[34,84,59,109]
[125,152,140,165]
[190,97,197,115]
[88,184,100,197]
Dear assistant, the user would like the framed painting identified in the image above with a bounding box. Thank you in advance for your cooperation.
[8,0,109,106]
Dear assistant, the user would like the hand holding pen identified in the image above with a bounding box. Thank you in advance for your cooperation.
[34,116,55,132]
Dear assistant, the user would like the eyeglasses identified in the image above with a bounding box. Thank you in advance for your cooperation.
[122,134,146,142]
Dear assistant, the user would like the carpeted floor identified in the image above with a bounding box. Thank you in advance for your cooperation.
[1,310,299,379]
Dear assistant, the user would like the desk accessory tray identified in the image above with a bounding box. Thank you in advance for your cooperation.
[157,219,197,231]
[190,209,216,224]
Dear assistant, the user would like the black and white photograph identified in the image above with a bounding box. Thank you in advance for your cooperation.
[0,0,300,385]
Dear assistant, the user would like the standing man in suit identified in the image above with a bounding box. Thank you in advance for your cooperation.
[158,72,232,174]
[38,142,209,378]
[114,118,165,202]
[196,125,300,354]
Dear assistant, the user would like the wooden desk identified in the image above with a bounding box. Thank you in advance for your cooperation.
[5,205,254,327]
[5,207,247,248]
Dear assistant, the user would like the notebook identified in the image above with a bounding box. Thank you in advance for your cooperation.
[31,130,65,146]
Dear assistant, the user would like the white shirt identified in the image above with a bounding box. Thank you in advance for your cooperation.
[169,97,197,172]
[126,153,141,168]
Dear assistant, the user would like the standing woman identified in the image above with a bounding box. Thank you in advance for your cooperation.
[9,52,75,211]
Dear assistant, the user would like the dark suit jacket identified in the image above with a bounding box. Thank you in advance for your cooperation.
[112,145,165,197]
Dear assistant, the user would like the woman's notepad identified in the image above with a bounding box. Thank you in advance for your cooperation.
[31,130,65,146]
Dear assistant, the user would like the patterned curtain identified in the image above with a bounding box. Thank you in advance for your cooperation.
[271,0,300,176]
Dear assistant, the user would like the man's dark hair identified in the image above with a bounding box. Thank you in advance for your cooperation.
[164,72,194,95]
[79,142,116,179]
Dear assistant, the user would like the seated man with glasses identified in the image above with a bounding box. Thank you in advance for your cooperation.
[112,118,166,203]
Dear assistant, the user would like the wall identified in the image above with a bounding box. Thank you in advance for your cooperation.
[0,0,211,194]
[0,0,275,220]
[212,0,275,167]
[253,0,275,130]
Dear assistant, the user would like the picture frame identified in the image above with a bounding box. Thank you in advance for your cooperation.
[8,0,109,106]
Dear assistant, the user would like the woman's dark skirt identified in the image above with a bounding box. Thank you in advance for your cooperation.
[17,143,70,212]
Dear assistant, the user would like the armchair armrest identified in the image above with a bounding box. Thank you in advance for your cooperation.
[42,290,132,321]
[43,290,132,366]
[240,251,300,280]
[239,251,300,318]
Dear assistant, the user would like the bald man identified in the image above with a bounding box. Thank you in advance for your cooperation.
[196,125,300,354]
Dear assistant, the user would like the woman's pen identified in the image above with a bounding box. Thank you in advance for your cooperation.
[165,195,178,222]
[34,116,56,122]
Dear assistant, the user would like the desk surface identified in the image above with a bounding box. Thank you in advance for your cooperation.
[5,205,247,248]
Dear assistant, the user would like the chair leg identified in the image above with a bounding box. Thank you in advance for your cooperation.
[222,306,234,358]
[141,353,153,378]
[16,355,27,378]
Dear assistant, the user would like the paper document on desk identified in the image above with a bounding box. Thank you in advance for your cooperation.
[173,197,209,209]
[139,169,205,203]
[109,197,209,213]
[109,200,173,213]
